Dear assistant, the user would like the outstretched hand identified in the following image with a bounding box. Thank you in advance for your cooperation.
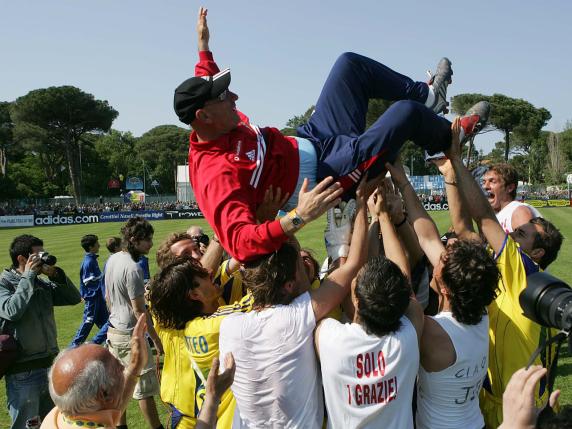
[197,6,210,51]
[296,177,343,224]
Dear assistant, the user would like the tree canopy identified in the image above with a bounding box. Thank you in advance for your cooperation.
[10,86,118,200]
[451,93,551,161]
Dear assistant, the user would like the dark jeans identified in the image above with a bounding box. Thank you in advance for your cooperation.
[5,367,53,429]
[297,52,452,191]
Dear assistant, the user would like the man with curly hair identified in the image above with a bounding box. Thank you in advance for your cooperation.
[104,217,163,429]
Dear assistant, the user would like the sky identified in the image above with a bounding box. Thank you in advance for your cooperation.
[2,0,571,154]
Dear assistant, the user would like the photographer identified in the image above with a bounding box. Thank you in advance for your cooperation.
[0,234,81,429]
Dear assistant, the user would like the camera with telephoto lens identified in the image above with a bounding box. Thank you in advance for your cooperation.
[192,234,210,247]
[520,271,572,333]
[37,251,57,266]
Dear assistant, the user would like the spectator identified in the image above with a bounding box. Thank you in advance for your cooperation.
[106,237,122,254]
[69,234,109,348]
[104,217,164,429]
[41,315,148,429]
[482,163,541,233]
[0,235,81,429]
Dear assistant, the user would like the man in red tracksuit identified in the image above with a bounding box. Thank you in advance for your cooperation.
[173,8,487,262]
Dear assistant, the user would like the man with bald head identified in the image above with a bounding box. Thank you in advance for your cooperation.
[41,315,149,429]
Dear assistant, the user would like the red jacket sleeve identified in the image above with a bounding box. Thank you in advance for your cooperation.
[195,51,220,77]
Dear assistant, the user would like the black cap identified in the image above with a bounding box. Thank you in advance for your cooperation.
[173,68,231,125]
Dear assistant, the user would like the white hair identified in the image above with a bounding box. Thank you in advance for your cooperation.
[48,348,123,416]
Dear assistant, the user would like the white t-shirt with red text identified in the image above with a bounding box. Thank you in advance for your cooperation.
[318,316,419,429]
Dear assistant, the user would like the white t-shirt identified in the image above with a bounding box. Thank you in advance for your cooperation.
[496,200,542,233]
[416,312,488,429]
[318,316,419,429]
[219,292,323,428]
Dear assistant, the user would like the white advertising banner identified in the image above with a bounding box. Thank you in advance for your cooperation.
[0,215,34,228]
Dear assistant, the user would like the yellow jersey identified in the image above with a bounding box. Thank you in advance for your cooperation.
[156,260,250,429]
[480,236,557,428]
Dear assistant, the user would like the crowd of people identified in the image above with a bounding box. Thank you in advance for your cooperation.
[1,6,570,429]
[0,201,200,216]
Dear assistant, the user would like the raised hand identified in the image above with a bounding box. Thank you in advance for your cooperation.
[444,116,462,161]
[296,177,343,224]
[197,6,210,51]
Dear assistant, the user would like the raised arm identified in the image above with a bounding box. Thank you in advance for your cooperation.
[310,175,376,321]
[433,117,479,241]
[377,182,411,279]
[385,160,445,268]
[445,120,506,254]
[195,7,219,77]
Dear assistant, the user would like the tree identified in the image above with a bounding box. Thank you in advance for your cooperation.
[135,125,189,194]
[10,86,118,201]
[0,102,15,177]
[451,93,551,161]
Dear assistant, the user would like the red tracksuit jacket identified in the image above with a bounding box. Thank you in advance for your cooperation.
[188,51,300,262]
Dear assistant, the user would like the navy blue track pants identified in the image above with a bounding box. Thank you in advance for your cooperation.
[296,52,452,190]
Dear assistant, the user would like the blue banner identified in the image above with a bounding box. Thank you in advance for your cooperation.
[99,210,165,223]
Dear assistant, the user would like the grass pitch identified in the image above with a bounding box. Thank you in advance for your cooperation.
[0,208,570,427]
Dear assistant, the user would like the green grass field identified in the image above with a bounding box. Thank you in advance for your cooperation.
[0,208,571,427]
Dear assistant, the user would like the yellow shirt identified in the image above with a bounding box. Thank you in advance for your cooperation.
[156,260,250,429]
[480,236,557,428]
[216,259,244,307]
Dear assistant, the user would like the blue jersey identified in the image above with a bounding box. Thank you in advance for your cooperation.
[137,255,151,285]
[79,253,103,299]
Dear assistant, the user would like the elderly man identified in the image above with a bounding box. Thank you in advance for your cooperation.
[41,315,148,429]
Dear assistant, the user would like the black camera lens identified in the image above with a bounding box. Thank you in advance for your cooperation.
[38,252,57,266]
[193,234,210,246]
[520,272,572,332]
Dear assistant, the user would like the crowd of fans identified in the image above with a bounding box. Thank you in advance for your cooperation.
[0,201,200,216]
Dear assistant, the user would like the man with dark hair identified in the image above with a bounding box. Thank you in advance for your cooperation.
[315,181,423,428]
[0,234,81,429]
[441,123,564,429]
[149,257,251,428]
[218,176,372,428]
[70,234,109,348]
[104,217,164,429]
[386,140,501,429]
[174,8,488,263]
[482,163,541,232]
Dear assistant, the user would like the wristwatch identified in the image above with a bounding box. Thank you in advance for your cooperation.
[287,209,305,228]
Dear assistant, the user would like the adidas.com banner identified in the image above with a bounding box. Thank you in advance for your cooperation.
[34,214,99,226]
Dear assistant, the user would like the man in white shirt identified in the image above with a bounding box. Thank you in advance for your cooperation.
[219,178,372,428]
[315,182,423,429]
[482,163,541,232]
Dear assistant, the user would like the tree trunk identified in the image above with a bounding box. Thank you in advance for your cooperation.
[65,139,81,202]
[0,146,6,177]
[504,129,510,161]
